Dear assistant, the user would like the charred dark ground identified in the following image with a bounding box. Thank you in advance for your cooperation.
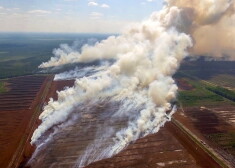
[0,60,235,168]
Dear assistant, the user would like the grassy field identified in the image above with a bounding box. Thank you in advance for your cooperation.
[175,70,235,107]
[177,78,226,107]
[0,82,7,93]
[0,33,110,79]
[202,74,235,92]
[175,60,235,107]
[206,85,235,102]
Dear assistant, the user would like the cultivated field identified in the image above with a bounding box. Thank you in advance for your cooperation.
[0,81,8,93]
[174,107,235,167]
[205,74,235,90]
[28,101,202,168]
[1,60,235,168]
[0,75,53,168]
[174,61,235,167]
[26,80,227,168]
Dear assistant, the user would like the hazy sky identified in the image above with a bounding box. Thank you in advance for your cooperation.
[0,0,164,33]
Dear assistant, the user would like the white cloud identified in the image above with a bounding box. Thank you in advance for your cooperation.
[88,2,98,6]
[88,2,110,8]
[0,11,129,33]
[100,4,110,8]
[64,0,79,1]
[89,12,103,19]
[90,12,103,17]
[0,6,21,12]
[28,10,51,14]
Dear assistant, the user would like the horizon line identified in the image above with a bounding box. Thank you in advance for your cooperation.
[0,31,119,35]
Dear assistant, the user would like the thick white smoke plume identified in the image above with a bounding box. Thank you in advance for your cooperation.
[166,0,235,59]
[31,0,235,167]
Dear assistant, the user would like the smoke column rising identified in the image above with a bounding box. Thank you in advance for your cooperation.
[31,0,235,167]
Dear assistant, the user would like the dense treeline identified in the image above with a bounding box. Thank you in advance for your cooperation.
[206,86,235,102]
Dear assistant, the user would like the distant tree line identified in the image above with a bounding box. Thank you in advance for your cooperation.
[206,86,235,102]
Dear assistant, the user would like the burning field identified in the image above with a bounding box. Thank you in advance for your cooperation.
[1,0,235,168]
[29,0,235,167]
[26,80,223,168]
[1,72,235,168]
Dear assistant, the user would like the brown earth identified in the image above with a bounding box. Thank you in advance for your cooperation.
[19,79,75,168]
[1,77,232,168]
[174,106,235,167]
[86,120,224,168]
[45,79,75,101]
[25,80,227,168]
[176,79,194,91]
[27,108,202,168]
[0,75,53,168]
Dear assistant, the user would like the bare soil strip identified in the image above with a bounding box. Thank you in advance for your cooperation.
[0,75,53,168]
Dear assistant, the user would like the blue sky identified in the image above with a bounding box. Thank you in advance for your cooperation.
[0,0,164,33]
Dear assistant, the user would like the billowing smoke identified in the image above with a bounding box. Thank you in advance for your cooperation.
[31,0,235,167]
[166,0,235,59]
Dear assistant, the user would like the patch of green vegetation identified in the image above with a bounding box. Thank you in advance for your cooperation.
[178,78,226,107]
[206,85,235,102]
[0,38,63,78]
[0,82,7,93]
[176,71,235,107]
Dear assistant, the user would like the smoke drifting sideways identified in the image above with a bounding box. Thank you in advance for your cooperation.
[31,0,235,167]
[166,0,235,60]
